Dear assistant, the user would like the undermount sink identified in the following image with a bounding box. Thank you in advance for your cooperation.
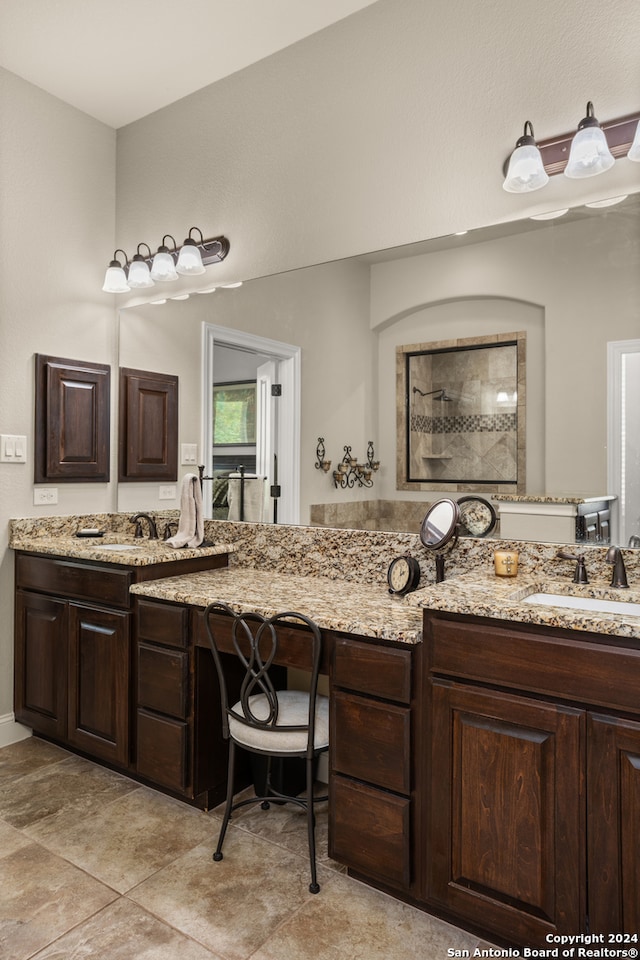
[92,543,140,551]
[524,592,640,617]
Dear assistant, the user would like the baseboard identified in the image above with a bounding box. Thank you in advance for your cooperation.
[0,713,32,748]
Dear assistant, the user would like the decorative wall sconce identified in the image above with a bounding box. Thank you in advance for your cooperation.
[102,227,230,293]
[314,438,332,474]
[503,103,640,193]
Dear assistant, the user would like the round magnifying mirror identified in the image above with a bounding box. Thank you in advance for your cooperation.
[420,498,460,550]
[457,496,497,538]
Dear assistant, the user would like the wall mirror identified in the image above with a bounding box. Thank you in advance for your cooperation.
[118,191,640,541]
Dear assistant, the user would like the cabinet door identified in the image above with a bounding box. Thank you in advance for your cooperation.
[14,591,68,739]
[427,680,585,944]
[67,604,130,766]
[588,713,640,933]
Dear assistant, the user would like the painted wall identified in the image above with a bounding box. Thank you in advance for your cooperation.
[115,0,640,283]
[0,68,116,740]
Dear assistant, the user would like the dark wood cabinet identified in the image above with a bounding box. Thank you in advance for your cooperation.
[34,353,110,483]
[329,635,417,893]
[428,678,585,942]
[14,550,228,783]
[68,603,130,765]
[587,713,640,933]
[118,367,178,482]
[423,611,640,943]
[14,590,68,740]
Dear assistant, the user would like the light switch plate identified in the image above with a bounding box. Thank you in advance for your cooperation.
[181,443,198,465]
[159,485,177,500]
[1,434,27,463]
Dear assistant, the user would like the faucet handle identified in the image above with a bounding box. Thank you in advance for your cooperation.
[555,550,588,584]
[606,546,629,589]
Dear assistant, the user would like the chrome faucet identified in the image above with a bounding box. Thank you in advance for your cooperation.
[556,550,588,584]
[606,546,629,588]
[130,513,159,540]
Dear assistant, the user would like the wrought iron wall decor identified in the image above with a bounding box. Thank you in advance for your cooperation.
[315,438,380,489]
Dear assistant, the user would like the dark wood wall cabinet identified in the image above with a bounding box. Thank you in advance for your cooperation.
[34,354,110,482]
[118,367,178,482]
[423,611,640,943]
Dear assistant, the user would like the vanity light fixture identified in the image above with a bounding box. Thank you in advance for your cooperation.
[176,227,206,276]
[101,250,130,293]
[127,243,154,289]
[151,235,180,281]
[564,102,614,178]
[502,121,549,193]
[101,228,230,293]
[502,105,640,190]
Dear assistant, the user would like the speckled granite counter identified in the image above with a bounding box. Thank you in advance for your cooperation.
[9,534,232,567]
[410,570,640,641]
[131,567,423,643]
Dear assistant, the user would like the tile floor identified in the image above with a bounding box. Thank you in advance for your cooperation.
[0,737,492,960]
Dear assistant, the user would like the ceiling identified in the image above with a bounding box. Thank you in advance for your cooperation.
[0,0,379,128]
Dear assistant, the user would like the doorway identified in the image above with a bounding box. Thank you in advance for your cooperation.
[202,324,301,524]
[608,339,640,546]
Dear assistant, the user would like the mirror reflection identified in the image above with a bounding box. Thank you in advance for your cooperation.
[118,193,640,542]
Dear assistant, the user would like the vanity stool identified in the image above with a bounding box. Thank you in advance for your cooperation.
[204,601,329,893]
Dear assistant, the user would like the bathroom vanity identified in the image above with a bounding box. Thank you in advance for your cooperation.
[10,515,640,944]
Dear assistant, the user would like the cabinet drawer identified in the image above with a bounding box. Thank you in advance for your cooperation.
[333,636,412,704]
[16,553,132,608]
[330,774,410,887]
[428,614,640,715]
[138,643,189,718]
[136,709,190,794]
[136,598,188,648]
[332,690,410,794]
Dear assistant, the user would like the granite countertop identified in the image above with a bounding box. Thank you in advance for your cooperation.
[131,567,423,644]
[492,494,616,504]
[410,570,640,641]
[9,535,233,567]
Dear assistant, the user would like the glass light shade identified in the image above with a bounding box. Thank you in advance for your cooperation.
[176,241,205,276]
[627,120,640,162]
[150,250,179,281]
[127,258,154,289]
[102,264,130,293]
[564,126,614,178]
[503,144,549,193]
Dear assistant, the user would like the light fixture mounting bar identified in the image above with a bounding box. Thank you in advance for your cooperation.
[538,111,640,176]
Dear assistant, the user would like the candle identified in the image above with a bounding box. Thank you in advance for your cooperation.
[494,550,519,577]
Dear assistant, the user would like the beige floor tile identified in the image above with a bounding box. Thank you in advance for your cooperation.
[0,754,138,832]
[212,791,335,866]
[0,819,32,860]
[251,871,482,960]
[129,828,336,960]
[0,842,117,960]
[29,898,224,960]
[33,786,216,893]
[0,737,70,783]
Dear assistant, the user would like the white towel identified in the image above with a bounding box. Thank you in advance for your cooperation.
[166,473,204,548]
[227,474,269,522]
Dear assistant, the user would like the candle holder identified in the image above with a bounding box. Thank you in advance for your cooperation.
[314,438,332,473]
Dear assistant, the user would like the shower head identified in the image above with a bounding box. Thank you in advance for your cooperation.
[412,386,451,402]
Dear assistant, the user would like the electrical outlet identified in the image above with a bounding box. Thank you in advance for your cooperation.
[34,487,58,505]
[159,485,177,500]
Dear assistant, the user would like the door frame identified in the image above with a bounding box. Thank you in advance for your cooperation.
[607,338,640,545]
[202,323,301,524]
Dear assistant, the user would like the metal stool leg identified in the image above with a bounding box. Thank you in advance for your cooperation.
[213,741,236,861]
[306,756,320,894]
